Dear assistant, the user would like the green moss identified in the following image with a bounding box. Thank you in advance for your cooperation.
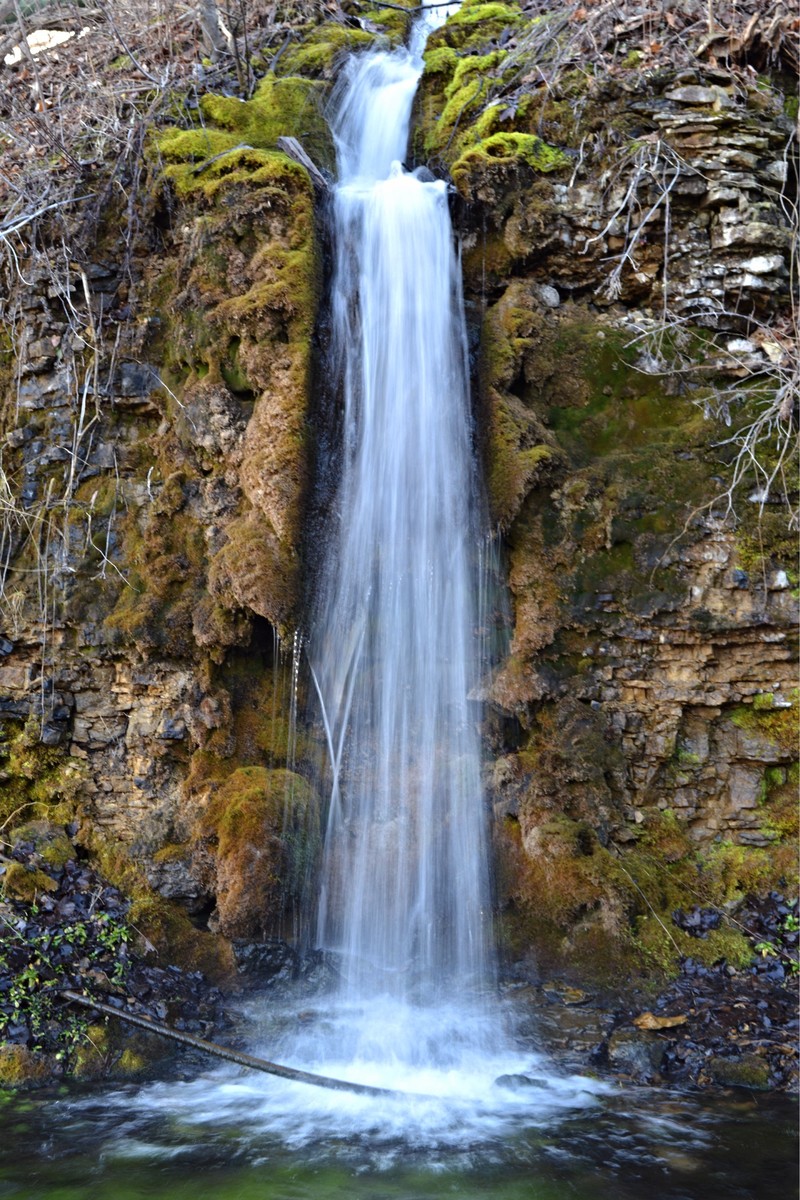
[497,774,797,987]
[86,833,234,984]
[708,1054,770,1090]
[423,45,459,75]
[9,821,75,869]
[144,84,319,646]
[106,478,209,658]
[435,52,506,148]
[161,141,316,203]
[634,915,753,976]
[157,75,333,190]
[1,863,58,903]
[0,729,84,829]
[215,243,315,334]
[451,131,569,193]
[0,1046,53,1088]
[72,476,120,519]
[436,0,523,51]
[278,26,375,76]
[489,399,554,528]
[731,692,798,755]
[201,74,329,154]
[152,843,190,864]
[201,765,319,936]
[735,508,798,585]
[220,338,252,396]
[116,1048,148,1076]
[413,0,527,162]
[72,1025,110,1080]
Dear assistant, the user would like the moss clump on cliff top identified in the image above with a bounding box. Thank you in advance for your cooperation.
[200,74,328,153]
[431,0,523,52]
[277,24,376,76]
[157,74,333,187]
[160,142,314,203]
[452,132,570,192]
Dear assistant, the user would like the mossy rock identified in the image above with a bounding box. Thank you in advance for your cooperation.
[428,0,523,53]
[208,512,300,639]
[199,765,318,940]
[0,728,85,828]
[495,763,793,985]
[141,103,320,646]
[158,75,334,184]
[72,1024,111,1080]
[84,833,235,985]
[731,694,799,757]
[452,132,570,196]
[278,25,376,77]
[422,50,509,159]
[708,1054,770,1090]
[1,863,58,903]
[9,820,75,869]
[0,1046,54,1089]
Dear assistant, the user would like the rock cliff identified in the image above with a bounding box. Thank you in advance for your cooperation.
[0,0,796,991]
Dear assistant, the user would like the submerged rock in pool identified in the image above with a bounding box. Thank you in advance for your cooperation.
[494,1073,549,1091]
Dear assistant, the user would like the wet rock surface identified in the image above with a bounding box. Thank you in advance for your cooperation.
[511,893,799,1094]
[0,824,226,1083]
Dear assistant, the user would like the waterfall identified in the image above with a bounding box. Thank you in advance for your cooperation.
[309,7,493,1030]
[79,11,605,1144]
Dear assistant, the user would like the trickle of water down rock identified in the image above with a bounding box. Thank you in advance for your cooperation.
[308,4,494,1057]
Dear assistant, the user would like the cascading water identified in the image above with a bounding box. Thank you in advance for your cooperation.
[72,9,606,1153]
[309,18,492,1024]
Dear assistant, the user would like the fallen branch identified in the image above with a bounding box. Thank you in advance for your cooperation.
[191,141,253,174]
[60,989,412,1097]
[276,136,328,191]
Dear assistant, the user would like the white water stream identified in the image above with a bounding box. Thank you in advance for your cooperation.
[309,23,491,1017]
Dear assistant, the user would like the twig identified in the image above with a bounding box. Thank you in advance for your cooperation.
[191,141,253,174]
[60,989,428,1098]
[96,2,163,87]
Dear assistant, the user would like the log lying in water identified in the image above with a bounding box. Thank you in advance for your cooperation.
[60,989,403,1097]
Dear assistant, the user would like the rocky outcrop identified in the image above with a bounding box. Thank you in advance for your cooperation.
[416,0,799,978]
[0,57,334,961]
[0,0,796,995]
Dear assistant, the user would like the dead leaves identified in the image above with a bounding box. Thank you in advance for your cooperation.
[633,1011,689,1031]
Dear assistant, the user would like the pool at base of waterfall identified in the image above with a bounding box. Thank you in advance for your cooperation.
[0,1066,796,1200]
[1,994,797,1200]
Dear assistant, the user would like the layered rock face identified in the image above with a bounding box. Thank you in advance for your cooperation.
[412,0,798,976]
[0,0,796,983]
[0,66,330,952]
